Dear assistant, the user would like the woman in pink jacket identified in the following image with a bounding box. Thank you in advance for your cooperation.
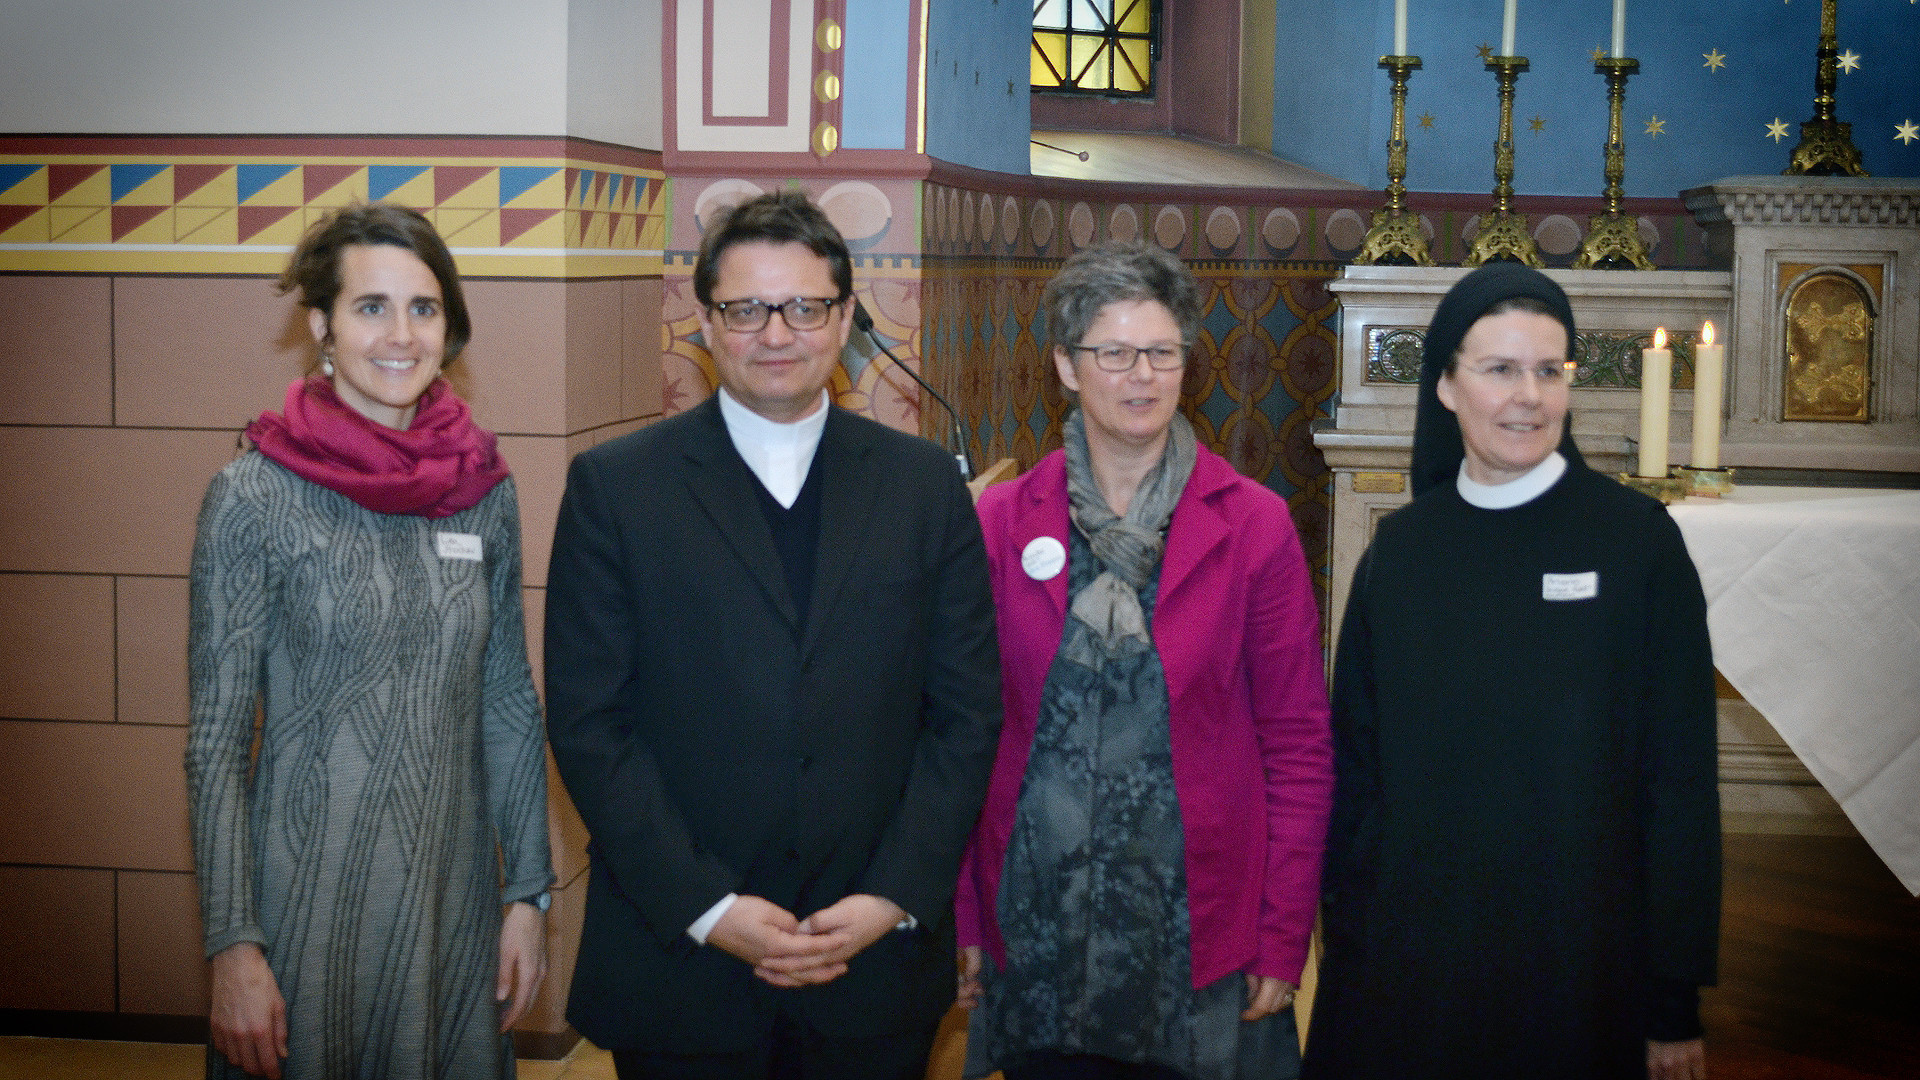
[955,242,1334,1080]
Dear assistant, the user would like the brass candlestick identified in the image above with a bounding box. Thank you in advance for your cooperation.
[1466,56,1543,268]
[1573,57,1653,270]
[1355,55,1433,266]
[1787,0,1867,176]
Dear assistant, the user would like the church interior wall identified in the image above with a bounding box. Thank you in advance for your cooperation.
[1271,0,1919,195]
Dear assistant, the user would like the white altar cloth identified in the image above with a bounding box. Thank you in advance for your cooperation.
[1668,488,1920,894]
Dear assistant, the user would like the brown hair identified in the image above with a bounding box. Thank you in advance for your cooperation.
[279,202,472,364]
[692,191,853,307]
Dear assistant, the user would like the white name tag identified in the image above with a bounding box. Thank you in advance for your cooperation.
[435,532,484,561]
[1542,571,1598,601]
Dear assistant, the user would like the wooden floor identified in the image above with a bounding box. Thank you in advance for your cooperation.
[1,831,1912,1080]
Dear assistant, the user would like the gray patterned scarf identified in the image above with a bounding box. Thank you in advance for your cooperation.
[1062,408,1198,659]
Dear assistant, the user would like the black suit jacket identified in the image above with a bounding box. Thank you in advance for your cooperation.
[543,398,1001,1052]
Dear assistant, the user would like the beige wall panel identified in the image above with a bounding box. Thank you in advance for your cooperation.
[516,870,586,1035]
[118,869,210,1015]
[115,276,302,429]
[0,719,192,872]
[462,280,568,438]
[496,435,568,590]
[565,280,626,435]
[546,749,590,885]
[0,275,114,426]
[0,573,114,722]
[118,575,191,726]
[522,585,545,701]
[622,278,665,421]
[0,427,239,576]
[0,866,116,1011]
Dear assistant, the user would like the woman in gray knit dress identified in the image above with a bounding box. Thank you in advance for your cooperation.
[186,204,555,1080]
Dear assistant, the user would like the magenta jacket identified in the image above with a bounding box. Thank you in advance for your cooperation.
[955,446,1334,988]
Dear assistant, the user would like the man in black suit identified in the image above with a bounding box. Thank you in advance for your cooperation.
[544,192,1001,1080]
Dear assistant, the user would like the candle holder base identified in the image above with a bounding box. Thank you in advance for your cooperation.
[1466,210,1543,268]
[1356,208,1433,266]
[1676,465,1735,498]
[1619,472,1690,504]
[1572,211,1653,270]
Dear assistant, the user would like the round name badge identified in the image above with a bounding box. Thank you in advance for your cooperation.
[1021,535,1066,581]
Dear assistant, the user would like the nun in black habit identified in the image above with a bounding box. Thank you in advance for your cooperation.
[1301,264,1721,1080]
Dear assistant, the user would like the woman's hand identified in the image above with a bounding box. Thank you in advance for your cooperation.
[1647,1037,1706,1080]
[208,943,287,1078]
[497,900,549,1033]
[957,945,985,1008]
[1243,974,1297,1022]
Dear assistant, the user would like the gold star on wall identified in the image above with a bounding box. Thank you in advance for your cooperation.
[1529,115,1546,133]
[1419,113,1436,129]
[1591,46,1607,63]
[1703,49,1727,71]
[1477,43,1494,60]
[1897,120,1920,145]
[1766,118,1791,141]
[1837,50,1861,73]
[1645,115,1666,137]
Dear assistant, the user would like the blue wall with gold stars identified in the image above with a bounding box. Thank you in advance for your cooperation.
[1274,0,1920,196]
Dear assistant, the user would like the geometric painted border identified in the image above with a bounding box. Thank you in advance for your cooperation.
[0,136,667,277]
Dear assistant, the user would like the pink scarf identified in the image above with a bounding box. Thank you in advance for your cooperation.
[246,376,510,519]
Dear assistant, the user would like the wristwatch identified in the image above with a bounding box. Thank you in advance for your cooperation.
[521,890,551,913]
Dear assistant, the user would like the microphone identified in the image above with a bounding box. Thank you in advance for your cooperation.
[851,299,973,480]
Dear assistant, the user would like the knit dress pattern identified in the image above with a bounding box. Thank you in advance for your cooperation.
[187,452,552,1080]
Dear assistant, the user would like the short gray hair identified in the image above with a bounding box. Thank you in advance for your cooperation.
[1042,241,1202,354]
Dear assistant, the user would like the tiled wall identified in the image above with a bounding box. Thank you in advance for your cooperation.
[0,136,664,1037]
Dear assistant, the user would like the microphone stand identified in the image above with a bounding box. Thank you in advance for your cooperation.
[851,300,973,480]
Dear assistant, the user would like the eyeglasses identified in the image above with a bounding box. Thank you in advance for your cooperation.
[1456,360,1577,385]
[1069,343,1186,372]
[709,297,842,333]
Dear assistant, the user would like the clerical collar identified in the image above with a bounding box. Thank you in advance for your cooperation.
[1456,452,1567,509]
[717,387,828,509]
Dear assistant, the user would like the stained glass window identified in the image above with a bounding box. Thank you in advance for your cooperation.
[1032,0,1157,96]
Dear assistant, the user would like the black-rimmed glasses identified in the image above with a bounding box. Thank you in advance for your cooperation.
[709,297,842,333]
[1069,343,1186,372]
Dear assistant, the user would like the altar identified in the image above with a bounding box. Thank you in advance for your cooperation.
[1668,487,1920,894]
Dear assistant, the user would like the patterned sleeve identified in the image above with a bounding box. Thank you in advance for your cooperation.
[480,476,556,905]
[185,460,277,958]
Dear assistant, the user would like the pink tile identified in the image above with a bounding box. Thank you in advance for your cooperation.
[118,575,190,726]
[0,719,193,872]
[565,280,625,435]
[0,427,241,576]
[0,275,113,425]
[622,278,665,422]
[0,866,116,1011]
[461,280,567,438]
[114,276,306,429]
[117,870,210,1015]
[0,573,114,722]
[496,435,568,589]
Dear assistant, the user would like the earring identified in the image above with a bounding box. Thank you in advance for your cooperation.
[321,347,335,377]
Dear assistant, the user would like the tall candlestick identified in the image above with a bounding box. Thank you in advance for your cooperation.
[1501,0,1517,55]
[1611,0,1626,58]
[1690,321,1724,469]
[1638,327,1671,478]
[1395,0,1409,55]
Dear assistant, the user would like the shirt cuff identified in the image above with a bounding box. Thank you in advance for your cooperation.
[687,893,738,945]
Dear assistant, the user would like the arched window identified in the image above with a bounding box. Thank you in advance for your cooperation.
[1031,0,1157,96]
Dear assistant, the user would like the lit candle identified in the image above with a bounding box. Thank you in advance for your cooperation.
[1691,320,1724,469]
[1501,0,1517,56]
[1638,327,1671,478]
[1395,0,1409,55]
[1611,0,1626,58]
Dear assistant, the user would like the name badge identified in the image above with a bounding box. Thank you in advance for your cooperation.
[1021,536,1066,581]
[435,532,484,561]
[1542,571,1598,601]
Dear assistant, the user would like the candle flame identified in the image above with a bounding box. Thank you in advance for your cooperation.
[1701,320,1715,346]
[1653,327,1668,349]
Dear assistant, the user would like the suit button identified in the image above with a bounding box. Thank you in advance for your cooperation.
[785,847,800,860]
[799,755,814,770]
